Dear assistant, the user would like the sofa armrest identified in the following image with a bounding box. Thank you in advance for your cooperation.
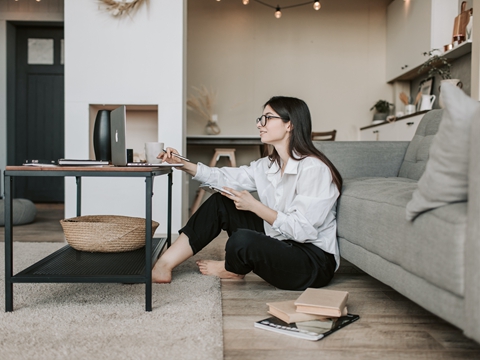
[465,117,480,343]
[314,141,409,179]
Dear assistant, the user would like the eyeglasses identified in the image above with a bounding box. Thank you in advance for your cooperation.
[255,114,283,127]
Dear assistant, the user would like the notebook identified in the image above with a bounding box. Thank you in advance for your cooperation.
[109,106,182,168]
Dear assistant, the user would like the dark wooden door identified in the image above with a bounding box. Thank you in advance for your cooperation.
[13,26,64,202]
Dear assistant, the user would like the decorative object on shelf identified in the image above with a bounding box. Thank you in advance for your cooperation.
[452,1,471,45]
[99,0,146,17]
[370,100,393,124]
[93,109,112,162]
[205,114,221,135]
[418,49,452,80]
[418,48,463,108]
[225,0,321,19]
[419,78,433,96]
[399,91,417,115]
[187,86,221,135]
[420,95,436,111]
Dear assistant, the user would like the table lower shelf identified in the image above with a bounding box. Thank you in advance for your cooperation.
[12,237,166,283]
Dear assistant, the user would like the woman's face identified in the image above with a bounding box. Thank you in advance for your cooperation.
[257,105,292,145]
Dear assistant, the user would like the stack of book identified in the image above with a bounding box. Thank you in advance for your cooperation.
[254,288,359,341]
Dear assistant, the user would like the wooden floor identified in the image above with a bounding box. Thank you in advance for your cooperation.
[0,203,65,242]
[216,231,480,359]
[4,205,480,359]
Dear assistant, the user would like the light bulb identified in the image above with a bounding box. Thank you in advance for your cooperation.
[242,0,249,4]
[275,7,282,19]
[313,1,321,11]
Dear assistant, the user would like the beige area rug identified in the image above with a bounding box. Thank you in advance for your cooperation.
[0,238,227,360]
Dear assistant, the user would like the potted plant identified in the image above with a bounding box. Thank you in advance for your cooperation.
[370,100,393,123]
[418,49,463,106]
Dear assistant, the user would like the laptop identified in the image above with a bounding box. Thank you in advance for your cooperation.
[109,105,183,168]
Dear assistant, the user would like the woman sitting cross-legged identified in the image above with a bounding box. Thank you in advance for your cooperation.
[152,96,343,291]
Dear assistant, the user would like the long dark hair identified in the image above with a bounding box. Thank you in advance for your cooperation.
[263,96,343,193]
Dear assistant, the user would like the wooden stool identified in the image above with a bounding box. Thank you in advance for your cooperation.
[190,148,236,216]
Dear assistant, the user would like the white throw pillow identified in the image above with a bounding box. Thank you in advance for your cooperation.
[406,82,480,221]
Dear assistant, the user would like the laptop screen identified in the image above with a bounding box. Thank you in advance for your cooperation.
[110,105,127,166]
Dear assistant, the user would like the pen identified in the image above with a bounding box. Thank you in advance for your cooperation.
[163,149,190,162]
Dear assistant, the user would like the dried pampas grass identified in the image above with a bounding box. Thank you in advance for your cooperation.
[187,86,217,123]
[99,0,146,17]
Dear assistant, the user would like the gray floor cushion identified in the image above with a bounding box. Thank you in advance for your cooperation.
[0,198,37,226]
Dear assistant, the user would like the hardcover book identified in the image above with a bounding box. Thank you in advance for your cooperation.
[267,300,330,324]
[294,288,349,317]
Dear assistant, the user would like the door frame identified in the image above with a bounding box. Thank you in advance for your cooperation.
[7,21,64,165]
[5,21,64,196]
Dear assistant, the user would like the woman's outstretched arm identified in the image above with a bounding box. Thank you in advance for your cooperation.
[160,147,197,176]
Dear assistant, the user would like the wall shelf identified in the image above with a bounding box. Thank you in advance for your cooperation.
[388,42,472,83]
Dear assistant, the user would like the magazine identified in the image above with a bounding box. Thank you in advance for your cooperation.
[254,314,359,341]
[23,159,58,167]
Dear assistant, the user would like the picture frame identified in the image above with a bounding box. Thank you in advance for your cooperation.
[420,78,433,95]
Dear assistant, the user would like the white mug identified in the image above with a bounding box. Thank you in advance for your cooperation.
[420,95,436,111]
[405,104,416,115]
[145,142,164,164]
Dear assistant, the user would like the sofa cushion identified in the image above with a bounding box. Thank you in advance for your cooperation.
[402,202,466,297]
[338,178,466,297]
[406,83,480,220]
[337,177,417,265]
[398,109,442,181]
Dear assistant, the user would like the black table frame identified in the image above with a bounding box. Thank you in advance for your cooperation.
[4,167,173,312]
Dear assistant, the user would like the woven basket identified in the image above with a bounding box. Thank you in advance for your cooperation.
[60,215,159,253]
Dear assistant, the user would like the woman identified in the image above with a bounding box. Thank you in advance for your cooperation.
[152,96,342,291]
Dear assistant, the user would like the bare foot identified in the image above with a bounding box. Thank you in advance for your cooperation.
[196,260,245,279]
[152,261,172,283]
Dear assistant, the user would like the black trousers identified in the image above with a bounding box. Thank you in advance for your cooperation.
[180,193,336,291]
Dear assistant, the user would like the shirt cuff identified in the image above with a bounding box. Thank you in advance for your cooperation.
[272,211,287,233]
[192,162,211,183]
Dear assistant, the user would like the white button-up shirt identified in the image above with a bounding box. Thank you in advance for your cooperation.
[193,155,340,270]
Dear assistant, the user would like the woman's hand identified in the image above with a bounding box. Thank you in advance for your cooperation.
[159,147,183,164]
[223,187,278,225]
[159,147,197,176]
[223,188,258,212]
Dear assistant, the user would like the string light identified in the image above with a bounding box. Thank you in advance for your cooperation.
[234,1,321,19]
[274,6,282,18]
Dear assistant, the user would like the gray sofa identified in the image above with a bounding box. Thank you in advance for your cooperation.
[315,109,480,343]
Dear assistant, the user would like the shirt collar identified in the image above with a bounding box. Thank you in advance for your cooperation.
[266,157,300,175]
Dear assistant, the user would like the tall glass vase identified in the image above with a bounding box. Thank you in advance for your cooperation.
[93,110,112,161]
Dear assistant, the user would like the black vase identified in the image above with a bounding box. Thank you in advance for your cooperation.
[93,110,111,161]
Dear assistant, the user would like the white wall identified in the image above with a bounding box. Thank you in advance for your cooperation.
[64,0,186,233]
[187,0,392,140]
